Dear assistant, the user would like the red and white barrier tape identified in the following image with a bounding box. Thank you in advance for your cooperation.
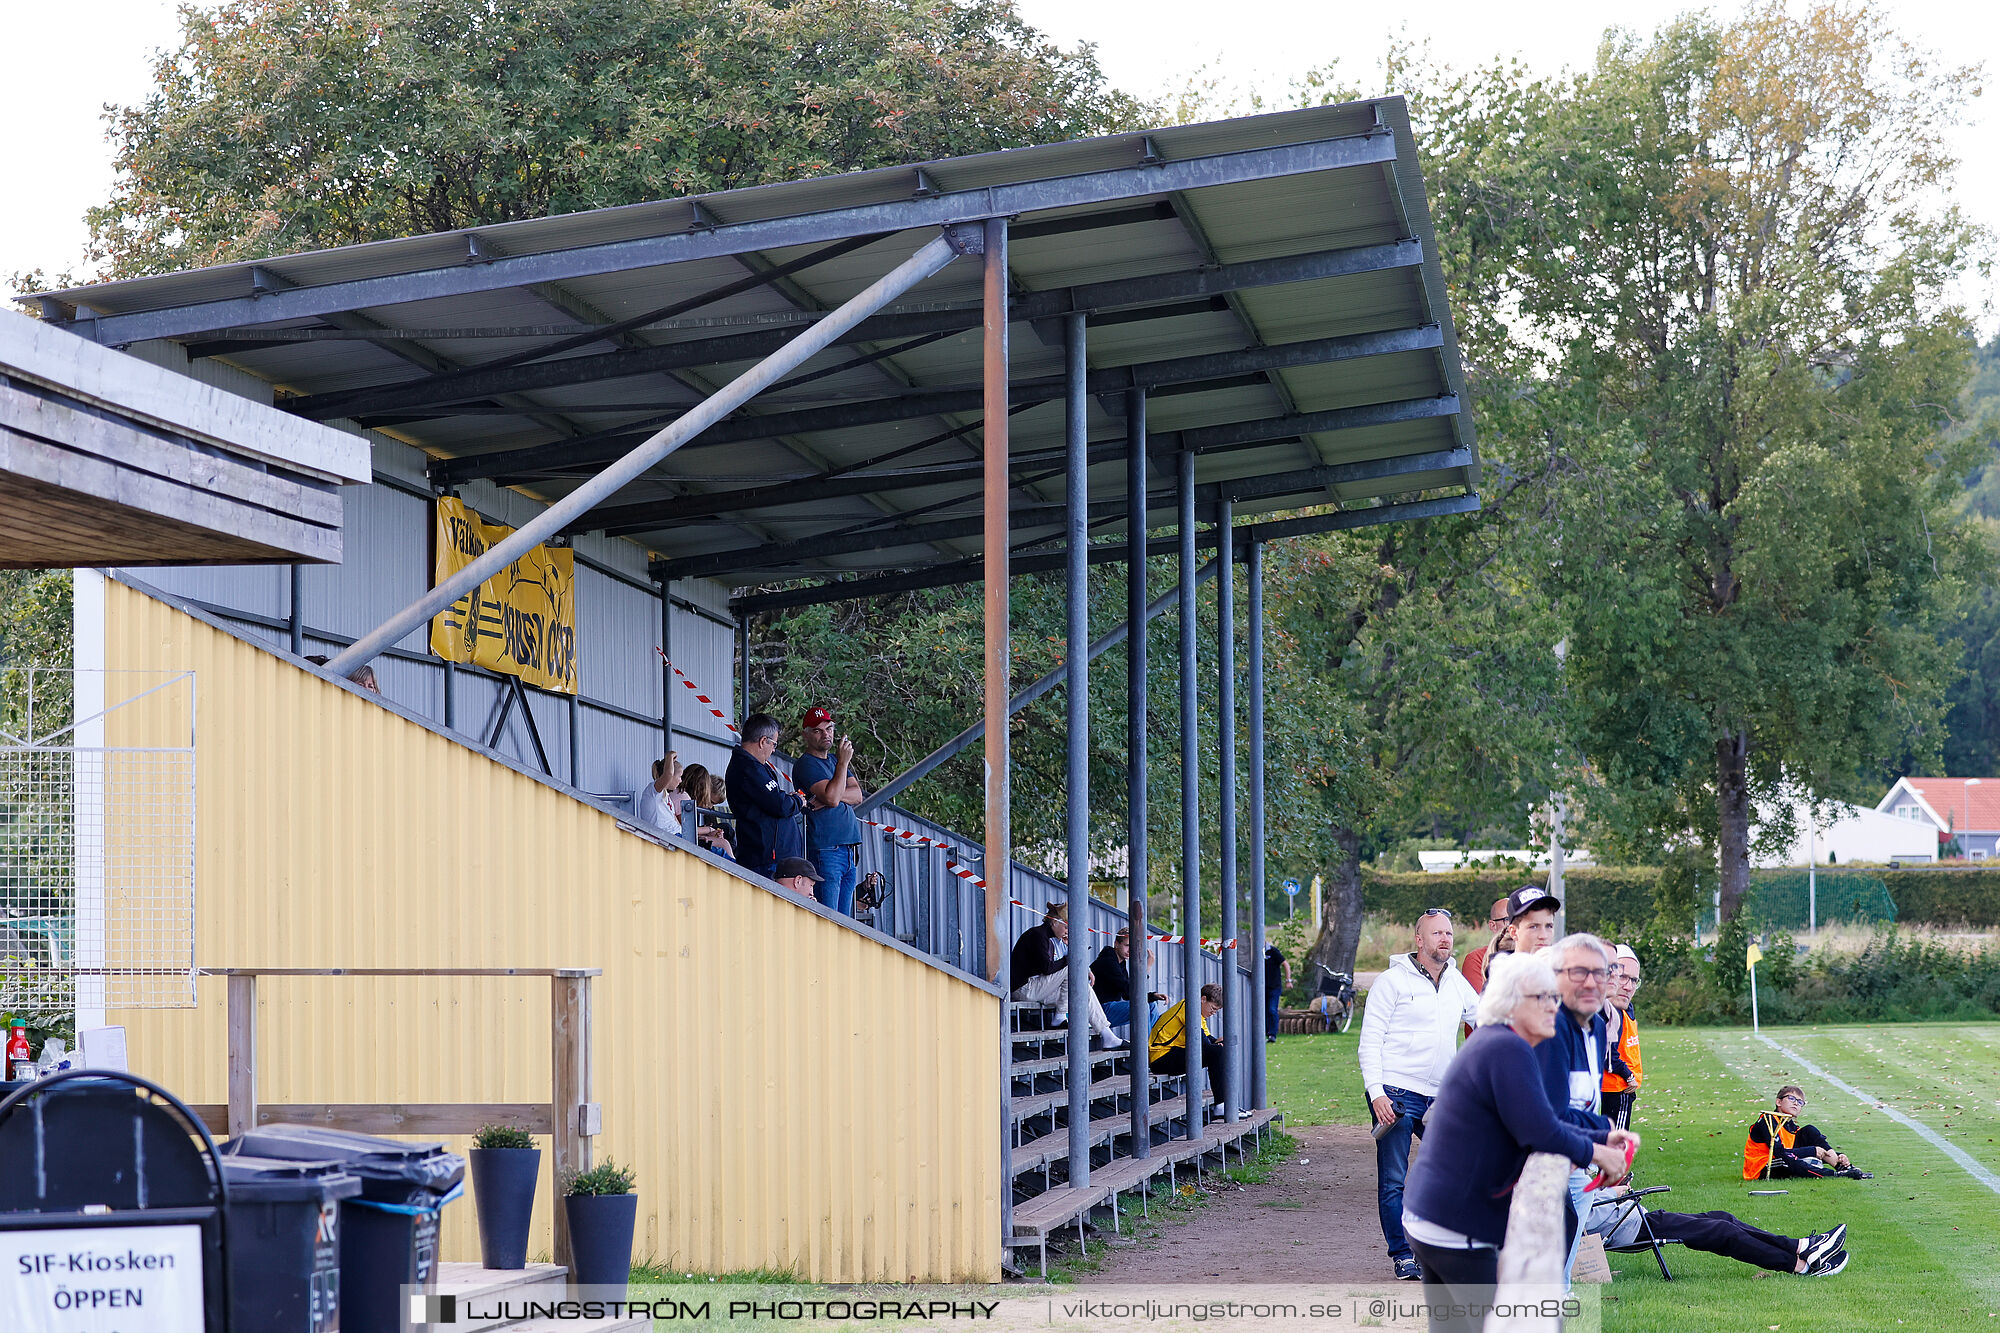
[861,816,1237,949]
[654,648,739,736]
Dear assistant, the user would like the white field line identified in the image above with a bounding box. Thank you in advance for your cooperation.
[1754,1033,2000,1196]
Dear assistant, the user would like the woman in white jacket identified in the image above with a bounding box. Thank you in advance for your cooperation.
[1356,908,1481,1280]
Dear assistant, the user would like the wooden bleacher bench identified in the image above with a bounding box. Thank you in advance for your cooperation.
[1010,1074,1128,1122]
[1010,1046,1129,1080]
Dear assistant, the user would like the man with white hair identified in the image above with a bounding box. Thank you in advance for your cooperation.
[1359,908,1481,1281]
[1539,932,1616,1285]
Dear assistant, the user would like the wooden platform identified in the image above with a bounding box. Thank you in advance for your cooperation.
[431,1262,648,1331]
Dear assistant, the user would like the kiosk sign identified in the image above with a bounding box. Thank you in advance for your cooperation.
[1,1224,204,1333]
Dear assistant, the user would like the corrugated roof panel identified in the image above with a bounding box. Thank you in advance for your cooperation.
[41,98,1480,585]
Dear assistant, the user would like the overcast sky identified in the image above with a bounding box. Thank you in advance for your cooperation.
[3,0,1994,329]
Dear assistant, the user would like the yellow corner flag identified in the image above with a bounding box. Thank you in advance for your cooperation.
[1746,941,1764,968]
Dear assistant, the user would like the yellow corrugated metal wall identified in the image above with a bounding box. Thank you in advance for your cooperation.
[102,580,1001,1281]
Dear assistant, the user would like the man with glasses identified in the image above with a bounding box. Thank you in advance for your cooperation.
[1601,944,1644,1127]
[1358,908,1480,1281]
[724,712,806,881]
[1744,1085,1872,1179]
[1460,897,1512,994]
[1539,932,1617,1284]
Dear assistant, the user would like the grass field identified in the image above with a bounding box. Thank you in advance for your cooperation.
[1267,1021,2000,1331]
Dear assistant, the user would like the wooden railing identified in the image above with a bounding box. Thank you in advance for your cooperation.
[186,966,600,1270]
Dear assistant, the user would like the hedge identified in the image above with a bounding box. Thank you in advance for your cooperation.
[1364,865,2000,932]
[1361,868,1659,935]
[1879,868,2000,928]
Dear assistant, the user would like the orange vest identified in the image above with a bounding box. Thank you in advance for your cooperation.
[1602,1009,1642,1093]
[1742,1113,1798,1179]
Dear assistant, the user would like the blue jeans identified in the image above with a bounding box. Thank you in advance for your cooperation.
[1100,999,1164,1031]
[1564,1168,1589,1283]
[1266,987,1281,1042]
[1376,1086,1433,1262]
[811,844,858,916]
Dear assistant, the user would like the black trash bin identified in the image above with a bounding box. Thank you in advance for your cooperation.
[221,1154,362,1333]
[225,1126,465,1333]
[0,1070,230,1333]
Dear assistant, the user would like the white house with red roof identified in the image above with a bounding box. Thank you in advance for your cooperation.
[1876,777,2000,859]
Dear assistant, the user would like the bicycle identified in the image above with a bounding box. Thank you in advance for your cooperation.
[1313,963,1357,1033]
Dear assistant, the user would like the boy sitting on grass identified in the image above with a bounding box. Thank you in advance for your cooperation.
[1743,1084,1872,1180]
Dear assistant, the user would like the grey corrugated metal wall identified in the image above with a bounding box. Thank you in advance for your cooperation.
[118,339,738,810]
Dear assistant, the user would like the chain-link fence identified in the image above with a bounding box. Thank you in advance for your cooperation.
[1,669,196,1013]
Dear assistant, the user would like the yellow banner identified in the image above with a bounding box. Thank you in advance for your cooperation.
[1745,941,1764,968]
[430,497,577,694]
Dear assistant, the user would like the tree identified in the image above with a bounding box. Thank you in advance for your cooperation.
[1247,55,1583,976]
[1537,3,1987,918]
[83,0,1143,277]
[1938,336,2000,776]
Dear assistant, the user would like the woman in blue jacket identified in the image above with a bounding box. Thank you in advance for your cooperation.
[1401,953,1640,1333]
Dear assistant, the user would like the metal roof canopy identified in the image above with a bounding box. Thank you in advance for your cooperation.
[37,97,1479,601]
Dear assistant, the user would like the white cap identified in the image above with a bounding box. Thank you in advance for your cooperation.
[1613,944,1639,962]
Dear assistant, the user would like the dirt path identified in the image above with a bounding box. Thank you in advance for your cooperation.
[1075,1123,1397,1284]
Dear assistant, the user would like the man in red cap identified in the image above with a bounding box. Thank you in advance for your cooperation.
[795,705,865,916]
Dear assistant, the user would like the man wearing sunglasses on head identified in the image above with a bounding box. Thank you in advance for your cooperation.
[1358,907,1480,1281]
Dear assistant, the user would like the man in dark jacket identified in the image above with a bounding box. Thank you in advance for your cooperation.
[724,713,804,880]
[1090,928,1166,1030]
[1537,933,1616,1285]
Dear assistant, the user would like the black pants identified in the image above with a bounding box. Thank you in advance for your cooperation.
[1603,1090,1635,1128]
[1767,1123,1839,1177]
[1408,1238,1497,1333]
[1649,1210,1799,1272]
[1151,1038,1229,1109]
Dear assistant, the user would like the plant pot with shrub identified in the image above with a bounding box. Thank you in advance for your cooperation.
[563,1161,637,1289]
[468,1124,540,1270]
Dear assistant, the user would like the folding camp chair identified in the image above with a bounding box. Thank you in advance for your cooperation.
[1588,1184,1684,1280]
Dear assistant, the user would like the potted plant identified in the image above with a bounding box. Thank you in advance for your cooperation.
[468,1124,540,1270]
[562,1160,637,1288]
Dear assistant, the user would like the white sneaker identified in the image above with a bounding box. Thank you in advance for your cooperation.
[1049,1013,1069,1028]
[1098,1035,1126,1049]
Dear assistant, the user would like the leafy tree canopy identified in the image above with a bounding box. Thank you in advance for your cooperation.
[1531,2,1988,916]
[84,0,1144,277]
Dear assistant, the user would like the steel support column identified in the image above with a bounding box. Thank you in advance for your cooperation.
[981,217,1014,1252]
[323,229,965,678]
[1216,498,1238,1124]
[1062,311,1091,1189]
[1248,540,1269,1107]
[1126,387,1153,1158]
[858,557,1219,815]
[736,615,751,722]
[660,578,674,756]
[289,565,305,655]
[569,692,582,787]
[1178,448,1203,1133]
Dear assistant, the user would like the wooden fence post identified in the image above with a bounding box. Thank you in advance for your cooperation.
[550,971,596,1274]
[227,973,258,1138]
